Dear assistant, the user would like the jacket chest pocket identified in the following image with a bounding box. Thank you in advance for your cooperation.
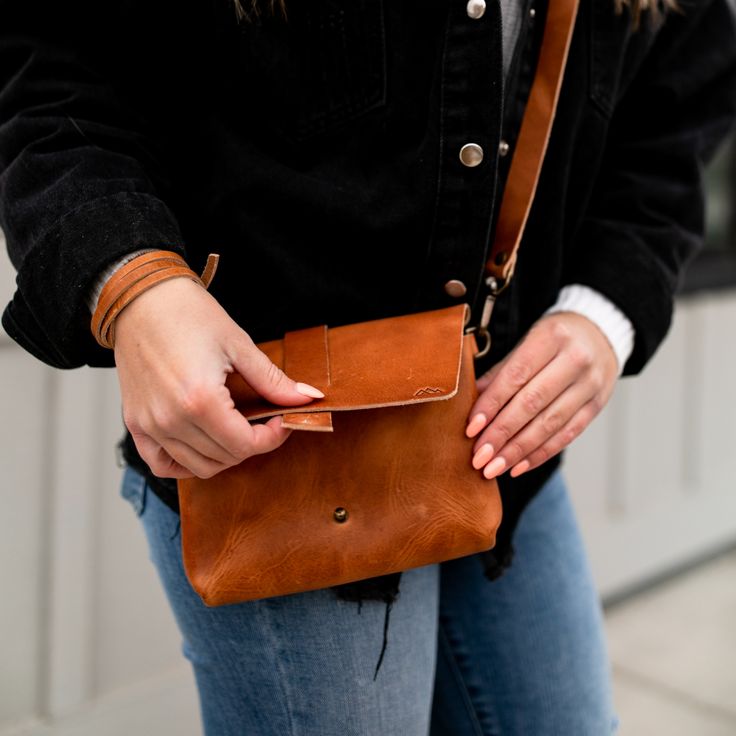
[234,0,386,143]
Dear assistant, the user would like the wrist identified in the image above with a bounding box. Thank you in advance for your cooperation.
[545,284,635,376]
[90,250,219,349]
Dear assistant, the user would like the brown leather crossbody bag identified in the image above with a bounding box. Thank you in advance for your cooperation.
[177,0,580,606]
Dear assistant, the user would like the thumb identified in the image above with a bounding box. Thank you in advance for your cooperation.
[230,336,325,407]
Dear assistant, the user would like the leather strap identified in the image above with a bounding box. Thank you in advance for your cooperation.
[486,0,580,286]
[100,266,202,348]
[92,254,185,338]
[283,325,331,391]
[91,250,219,349]
[282,325,334,432]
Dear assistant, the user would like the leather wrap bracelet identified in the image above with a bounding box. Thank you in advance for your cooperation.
[91,250,219,349]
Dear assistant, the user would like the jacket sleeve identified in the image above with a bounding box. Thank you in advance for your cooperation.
[0,1,186,368]
[566,0,736,376]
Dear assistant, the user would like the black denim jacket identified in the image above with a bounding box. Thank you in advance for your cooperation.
[2,0,736,582]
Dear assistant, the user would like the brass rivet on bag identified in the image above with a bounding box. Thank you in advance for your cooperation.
[333,507,349,523]
[494,250,510,266]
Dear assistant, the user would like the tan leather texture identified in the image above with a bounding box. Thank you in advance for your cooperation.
[226,306,466,421]
[178,306,502,605]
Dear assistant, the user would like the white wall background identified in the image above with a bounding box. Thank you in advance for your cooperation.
[2,237,736,735]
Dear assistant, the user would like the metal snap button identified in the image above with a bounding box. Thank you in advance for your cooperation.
[444,280,468,298]
[466,0,486,19]
[459,143,484,167]
[333,507,349,523]
[529,7,536,19]
[498,139,510,157]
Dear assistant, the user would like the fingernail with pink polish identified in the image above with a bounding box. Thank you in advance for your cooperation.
[472,443,494,470]
[483,456,506,479]
[466,413,487,438]
[295,382,325,399]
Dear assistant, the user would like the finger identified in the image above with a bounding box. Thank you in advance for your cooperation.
[473,379,595,476]
[471,354,583,459]
[130,391,241,465]
[466,329,560,438]
[509,399,601,477]
[229,337,325,407]
[185,383,293,460]
[157,436,230,479]
[246,416,294,456]
[141,413,291,476]
[131,432,195,479]
[168,414,292,467]
[161,420,245,466]
[131,416,230,478]
[148,446,197,479]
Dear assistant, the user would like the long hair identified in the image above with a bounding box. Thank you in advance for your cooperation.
[232,0,679,28]
[614,0,681,29]
[232,0,286,22]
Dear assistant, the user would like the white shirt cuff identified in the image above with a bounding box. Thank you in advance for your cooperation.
[86,249,157,313]
[544,284,635,376]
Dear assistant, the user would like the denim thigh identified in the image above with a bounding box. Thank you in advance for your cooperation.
[430,470,618,736]
[120,468,440,736]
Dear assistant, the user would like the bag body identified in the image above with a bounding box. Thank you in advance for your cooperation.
[178,306,502,605]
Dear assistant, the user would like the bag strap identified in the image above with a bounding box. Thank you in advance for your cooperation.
[488,0,580,285]
[473,0,580,356]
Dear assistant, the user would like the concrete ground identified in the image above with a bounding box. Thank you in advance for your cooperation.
[605,548,736,735]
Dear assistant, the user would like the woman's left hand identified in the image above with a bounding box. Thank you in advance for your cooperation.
[466,312,619,479]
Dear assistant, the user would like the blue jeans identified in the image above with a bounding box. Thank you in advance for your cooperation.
[121,467,617,735]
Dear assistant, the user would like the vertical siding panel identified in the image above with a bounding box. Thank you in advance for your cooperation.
[567,299,736,597]
[697,293,736,496]
[45,368,100,717]
[565,399,615,518]
[93,372,185,696]
[618,305,689,512]
[0,351,50,727]
[679,300,705,492]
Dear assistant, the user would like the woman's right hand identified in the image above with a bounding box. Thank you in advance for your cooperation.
[113,277,323,479]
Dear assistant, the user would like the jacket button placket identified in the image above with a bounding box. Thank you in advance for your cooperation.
[415,0,503,311]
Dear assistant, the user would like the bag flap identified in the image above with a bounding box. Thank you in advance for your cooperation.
[225,305,469,424]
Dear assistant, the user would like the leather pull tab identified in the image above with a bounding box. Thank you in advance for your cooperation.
[282,325,332,431]
[281,412,334,432]
[200,253,220,289]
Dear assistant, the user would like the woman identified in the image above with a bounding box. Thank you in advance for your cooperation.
[2,0,735,733]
